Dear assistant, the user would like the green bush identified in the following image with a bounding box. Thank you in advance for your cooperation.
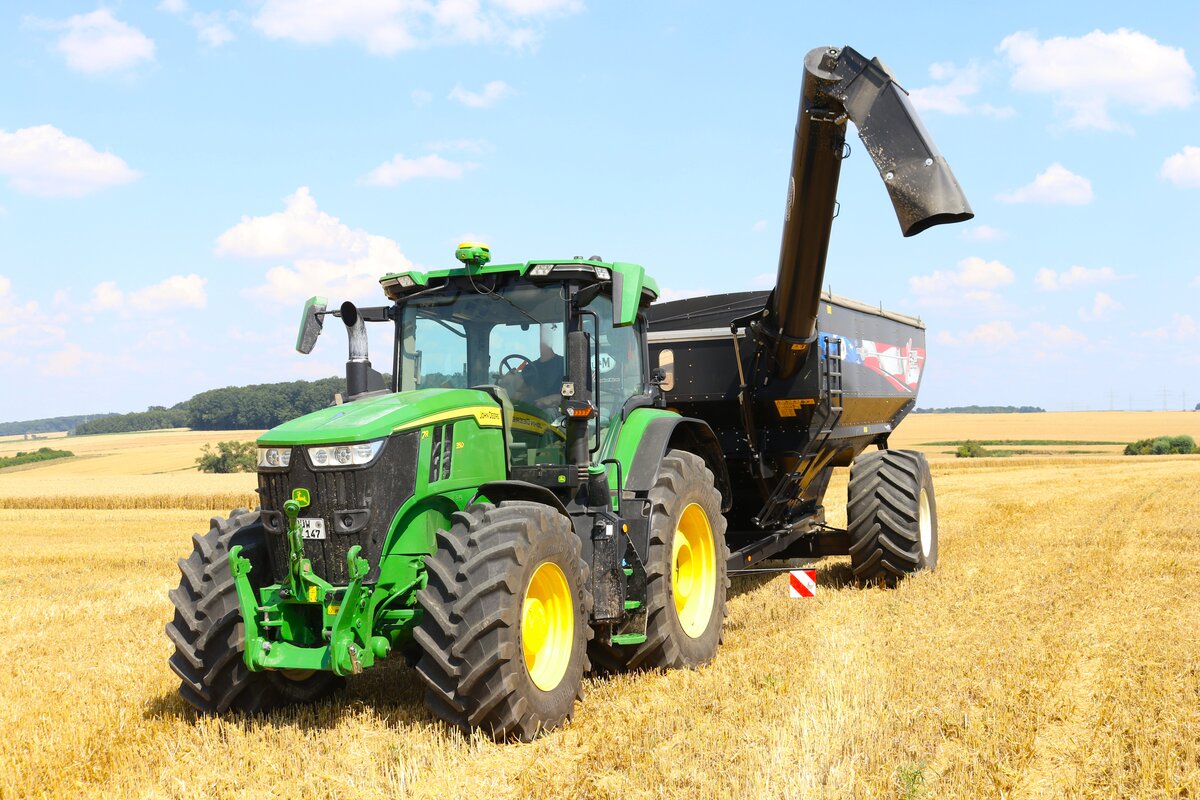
[1123,435,1197,456]
[196,441,257,473]
[0,447,74,469]
[955,441,993,458]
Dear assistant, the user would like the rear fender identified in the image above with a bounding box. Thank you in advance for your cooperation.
[622,414,732,512]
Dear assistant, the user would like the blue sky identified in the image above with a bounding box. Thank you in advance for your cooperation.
[2,1,1199,421]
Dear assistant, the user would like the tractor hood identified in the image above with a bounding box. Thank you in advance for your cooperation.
[257,388,501,446]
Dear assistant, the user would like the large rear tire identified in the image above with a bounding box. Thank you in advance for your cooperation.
[413,501,592,741]
[166,509,343,713]
[591,449,729,672]
[846,449,938,586]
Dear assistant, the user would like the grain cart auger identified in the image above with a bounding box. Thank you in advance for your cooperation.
[166,44,971,740]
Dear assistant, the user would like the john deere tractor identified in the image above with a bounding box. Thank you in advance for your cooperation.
[167,44,971,740]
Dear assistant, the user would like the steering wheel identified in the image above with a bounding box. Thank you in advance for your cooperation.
[498,353,533,377]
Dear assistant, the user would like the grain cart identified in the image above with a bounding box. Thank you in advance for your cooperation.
[167,45,971,740]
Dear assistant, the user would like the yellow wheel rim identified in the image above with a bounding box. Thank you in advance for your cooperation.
[672,503,717,639]
[522,561,574,692]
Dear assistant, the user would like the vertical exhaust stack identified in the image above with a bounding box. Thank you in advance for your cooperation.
[766,45,973,379]
[340,300,372,399]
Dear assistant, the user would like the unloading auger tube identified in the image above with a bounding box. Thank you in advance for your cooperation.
[765,45,973,380]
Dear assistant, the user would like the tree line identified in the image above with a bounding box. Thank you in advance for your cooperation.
[74,376,348,435]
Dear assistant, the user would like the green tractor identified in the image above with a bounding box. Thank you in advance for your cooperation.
[167,44,971,740]
[167,243,731,740]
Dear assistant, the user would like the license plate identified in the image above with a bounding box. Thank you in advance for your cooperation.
[299,518,326,540]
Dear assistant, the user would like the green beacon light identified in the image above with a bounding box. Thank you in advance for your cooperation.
[455,241,491,270]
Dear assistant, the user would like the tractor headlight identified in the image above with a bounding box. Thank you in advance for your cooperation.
[305,439,384,469]
[256,447,292,469]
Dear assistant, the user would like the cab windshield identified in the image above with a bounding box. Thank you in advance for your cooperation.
[396,281,566,417]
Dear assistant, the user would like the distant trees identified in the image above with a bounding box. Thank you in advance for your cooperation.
[0,447,74,469]
[1123,435,1197,456]
[0,414,115,436]
[195,441,257,473]
[75,406,188,435]
[73,376,351,435]
[955,441,993,458]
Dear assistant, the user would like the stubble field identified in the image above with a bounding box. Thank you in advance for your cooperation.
[1,413,1198,799]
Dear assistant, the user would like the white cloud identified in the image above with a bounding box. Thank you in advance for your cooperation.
[1078,291,1121,321]
[751,220,768,233]
[216,186,413,304]
[158,1,235,47]
[1175,314,1198,339]
[40,342,93,377]
[1028,322,1088,357]
[1034,265,1117,291]
[427,138,493,155]
[998,29,1197,130]
[252,1,577,54]
[91,281,124,310]
[449,81,514,108]
[909,61,1014,118]
[86,275,207,314]
[937,320,1018,350]
[998,163,1093,205]
[492,0,582,14]
[411,89,433,107]
[29,9,156,74]
[909,256,1014,308]
[961,224,1004,242]
[362,153,477,186]
[0,275,66,347]
[0,125,140,197]
[129,274,207,311]
[1162,146,1200,188]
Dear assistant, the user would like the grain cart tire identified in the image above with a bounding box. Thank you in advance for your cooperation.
[846,449,938,586]
[166,509,344,714]
[592,449,729,673]
[413,501,592,741]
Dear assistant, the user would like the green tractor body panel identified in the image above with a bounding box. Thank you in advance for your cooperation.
[257,388,502,445]
[227,249,684,688]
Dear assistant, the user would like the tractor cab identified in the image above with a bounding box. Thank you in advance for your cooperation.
[389,259,650,475]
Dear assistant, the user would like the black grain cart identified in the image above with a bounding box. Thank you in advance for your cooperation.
[647,45,972,584]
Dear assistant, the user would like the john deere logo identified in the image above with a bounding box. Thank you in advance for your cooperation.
[598,353,617,373]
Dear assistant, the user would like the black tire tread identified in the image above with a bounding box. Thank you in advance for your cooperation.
[846,449,934,586]
[165,509,342,714]
[591,449,729,673]
[413,501,592,741]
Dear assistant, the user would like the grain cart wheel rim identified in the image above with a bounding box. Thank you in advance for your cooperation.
[918,488,932,559]
[523,561,574,692]
[672,502,716,639]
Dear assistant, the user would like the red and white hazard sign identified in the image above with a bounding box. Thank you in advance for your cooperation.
[788,569,816,598]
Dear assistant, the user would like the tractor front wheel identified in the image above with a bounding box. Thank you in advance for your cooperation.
[166,509,343,713]
[592,449,729,672]
[846,449,938,586]
[413,501,592,741]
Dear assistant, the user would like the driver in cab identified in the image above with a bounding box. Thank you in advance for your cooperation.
[500,325,563,413]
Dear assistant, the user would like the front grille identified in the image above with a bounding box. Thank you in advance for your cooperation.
[258,432,420,585]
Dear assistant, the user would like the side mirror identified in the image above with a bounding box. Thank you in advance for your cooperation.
[296,295,328,354]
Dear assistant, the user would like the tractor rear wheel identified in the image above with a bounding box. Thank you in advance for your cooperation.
[592,449,729,672]
[166,509,343,713]
[413,501,592,741]
[846,449,938,586]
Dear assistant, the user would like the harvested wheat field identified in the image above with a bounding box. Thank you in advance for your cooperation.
[1,418,1198,799]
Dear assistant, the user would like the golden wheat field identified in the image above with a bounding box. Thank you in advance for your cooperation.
[1,415,1198,799]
